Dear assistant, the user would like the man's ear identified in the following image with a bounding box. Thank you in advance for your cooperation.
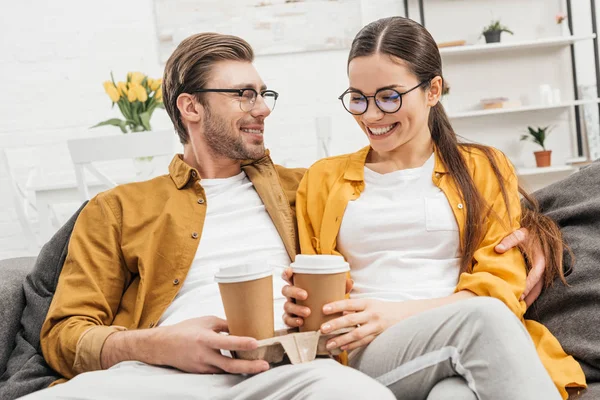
[427,76,443,107]
[177,93,203,124]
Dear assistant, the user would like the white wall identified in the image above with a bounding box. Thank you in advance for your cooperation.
[0,0,170,257]
[1,0,598,257]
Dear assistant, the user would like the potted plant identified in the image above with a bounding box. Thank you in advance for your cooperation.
[481,20,514,43]
[521,126,553,167]
[93,71,164,175]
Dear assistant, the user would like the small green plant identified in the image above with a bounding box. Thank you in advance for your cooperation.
[482,20,514,35]
[521,126,552,150]
[442,80,451,96]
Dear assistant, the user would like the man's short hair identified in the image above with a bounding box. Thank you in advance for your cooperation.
[163,33,254,144]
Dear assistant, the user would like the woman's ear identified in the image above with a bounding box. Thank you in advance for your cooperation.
[177,93,203,124]
[427,76,443,107]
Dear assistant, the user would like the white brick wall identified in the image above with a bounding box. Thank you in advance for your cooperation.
[1,0,598,258]
[0,0,169,256]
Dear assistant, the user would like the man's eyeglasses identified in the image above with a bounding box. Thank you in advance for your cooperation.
[338,81,429,115]
[192,88,279,112]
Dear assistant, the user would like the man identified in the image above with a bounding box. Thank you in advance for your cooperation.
[23,32,540,399]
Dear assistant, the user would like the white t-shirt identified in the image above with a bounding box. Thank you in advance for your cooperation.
[158,171,291,330]
[337,154,461,302]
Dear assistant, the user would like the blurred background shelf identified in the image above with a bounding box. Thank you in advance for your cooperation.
[516,165,576,176]
[449,98,600,119]
[440,34,597,56]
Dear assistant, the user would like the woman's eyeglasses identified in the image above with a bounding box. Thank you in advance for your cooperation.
[338,81,428,115]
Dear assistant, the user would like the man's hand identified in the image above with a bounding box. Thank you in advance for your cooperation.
[101,316,270,375]
[281,267,353,328]
[495,228,546,307]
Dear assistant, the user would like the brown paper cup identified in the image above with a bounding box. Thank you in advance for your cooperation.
[215,264,274,341]
[291,255,350,334]
[294,272,347,332]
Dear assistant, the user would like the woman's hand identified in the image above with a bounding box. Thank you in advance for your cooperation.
[319,298,409,352]
[320,291,476,352]
[281,267,354,328]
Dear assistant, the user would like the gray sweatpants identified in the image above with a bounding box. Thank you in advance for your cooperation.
[20,358,394,400]
[349,297,562,400]
[21,297,561,400]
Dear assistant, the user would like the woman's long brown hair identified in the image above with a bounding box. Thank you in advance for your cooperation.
[348,17,568,286]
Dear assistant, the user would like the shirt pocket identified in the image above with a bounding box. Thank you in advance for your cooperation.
[425,196,459,232]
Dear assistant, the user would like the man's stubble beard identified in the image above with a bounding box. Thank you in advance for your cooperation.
[202,105,266,161]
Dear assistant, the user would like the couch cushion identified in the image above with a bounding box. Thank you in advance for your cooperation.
[0,257,36,374]
[0,202,87,400]
[573,382,600,399]
[525,162,600,383]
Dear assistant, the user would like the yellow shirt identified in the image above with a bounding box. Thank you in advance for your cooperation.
[41,153,305,381]
[296,145,586,399]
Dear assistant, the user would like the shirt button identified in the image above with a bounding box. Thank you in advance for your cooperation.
[191,232,199,239]
[197,198,205,204]
[457,203,464,209]
[191,171,197,178]
[435,173,441,178]
[173,278,180,285]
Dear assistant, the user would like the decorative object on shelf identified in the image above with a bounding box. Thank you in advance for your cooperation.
[481,20,513,44]
[539,83,560,105]
[556,12,571,36]
[579,84,600,161]
[521,126,553,167]
[480,97,521,110]
[437,40,466,48]
[93,71,164,134]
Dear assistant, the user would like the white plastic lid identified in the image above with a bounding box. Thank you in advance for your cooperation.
[214,263,273,283]
[290,255,350,274]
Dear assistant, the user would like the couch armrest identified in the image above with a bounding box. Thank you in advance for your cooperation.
[0,257,36,374]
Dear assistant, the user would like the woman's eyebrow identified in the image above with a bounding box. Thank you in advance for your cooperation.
[347,84,405,92]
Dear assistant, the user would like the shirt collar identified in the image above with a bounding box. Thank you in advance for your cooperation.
[168,150,273,190]
[343,145,448,182]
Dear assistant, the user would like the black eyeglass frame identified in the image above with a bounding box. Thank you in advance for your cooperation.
[338,80,429,115]
[191,88,279,111]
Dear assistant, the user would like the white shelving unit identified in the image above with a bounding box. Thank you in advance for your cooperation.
[516,165,578,192]
[449,98,600,119]
[516,165,576,176]
[437,33,599,181]
[440,34,596,56]
[411,1,600,186]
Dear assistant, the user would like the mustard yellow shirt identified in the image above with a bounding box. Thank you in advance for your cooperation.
[295,145,585,399]
[40,153,305,381]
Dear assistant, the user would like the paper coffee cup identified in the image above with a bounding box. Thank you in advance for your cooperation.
[291,255,350,333]
[215,263,274,341]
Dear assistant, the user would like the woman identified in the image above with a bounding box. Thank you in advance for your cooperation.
[283,17,585,400]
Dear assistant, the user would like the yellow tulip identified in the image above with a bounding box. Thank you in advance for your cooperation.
[155,87,162,101]
[128,71,145,85]
[103,81,120,102]
[117,81,128,96]
[130,83,147,102]
[150,78,162,92]
[127,87,137,102]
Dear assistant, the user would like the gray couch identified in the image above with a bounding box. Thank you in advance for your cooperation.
[1,163,600,399]
[0,203,85,399]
